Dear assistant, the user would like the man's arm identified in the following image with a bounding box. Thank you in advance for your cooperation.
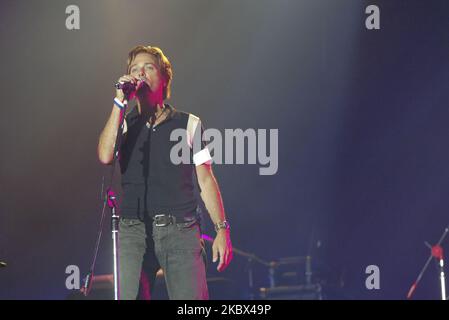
[98,75,135,164]
[196,163,233,272]
[98,105,123,165]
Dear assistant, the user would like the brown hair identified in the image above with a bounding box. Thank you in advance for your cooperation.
[126,45,173,100]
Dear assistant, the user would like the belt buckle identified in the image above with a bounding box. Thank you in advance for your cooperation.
[154,214,172,227]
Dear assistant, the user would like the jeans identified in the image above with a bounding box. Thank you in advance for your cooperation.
[118,216,209,300]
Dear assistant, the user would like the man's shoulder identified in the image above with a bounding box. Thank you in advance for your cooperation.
[170,106,202,123]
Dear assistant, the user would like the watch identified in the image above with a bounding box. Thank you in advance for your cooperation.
[214,220,230,232]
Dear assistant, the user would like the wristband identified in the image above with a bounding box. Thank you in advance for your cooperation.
[114,97,126,109]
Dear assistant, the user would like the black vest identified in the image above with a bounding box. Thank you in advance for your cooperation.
[119,104,198,220]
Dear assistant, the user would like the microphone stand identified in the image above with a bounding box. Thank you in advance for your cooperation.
[83,91,131,301]
[407,226,448,300]
[233,248,270,300]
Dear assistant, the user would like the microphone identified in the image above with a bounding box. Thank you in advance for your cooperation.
[114,76,146,91]
[114,81,137,91]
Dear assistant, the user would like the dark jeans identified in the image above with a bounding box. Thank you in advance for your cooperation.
[118,216,209,300]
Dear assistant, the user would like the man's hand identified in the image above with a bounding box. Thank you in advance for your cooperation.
[115,74,140,101]
[195,163,232,271]
[212,229,233,272]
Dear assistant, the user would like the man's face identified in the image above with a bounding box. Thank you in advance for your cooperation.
[129,53,165,94]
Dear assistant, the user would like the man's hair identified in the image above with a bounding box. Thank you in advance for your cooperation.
[126,45,173,100]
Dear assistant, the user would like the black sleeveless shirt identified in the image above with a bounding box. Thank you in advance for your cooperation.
[119,104,208,220]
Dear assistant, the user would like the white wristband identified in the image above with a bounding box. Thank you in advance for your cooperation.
[114,97,126,109]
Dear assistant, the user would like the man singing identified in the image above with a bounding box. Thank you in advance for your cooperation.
[98,45,232,299]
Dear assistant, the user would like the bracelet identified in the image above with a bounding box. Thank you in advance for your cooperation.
[114,97,126,109]
[214,220,230,232]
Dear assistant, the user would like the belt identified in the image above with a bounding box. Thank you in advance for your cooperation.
[153,214,198,227]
